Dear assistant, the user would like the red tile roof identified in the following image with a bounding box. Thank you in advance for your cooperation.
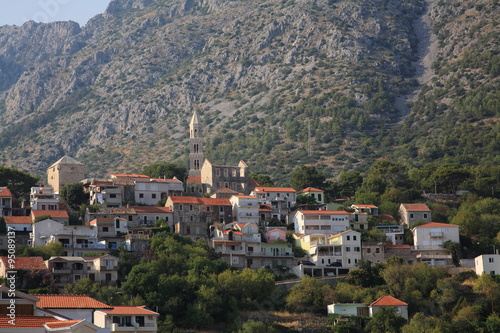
[34,295,113,309]
[298,187,324,193]
[253,187,296,193]
[0,257,47,270]
[232,195,258,199]
[0,316,58,328]
[248,178,260,187]
[88,218,115,226]
[386,245,411,249]
[32,210,69,219]
[4,216,32,224]
[415,222,459,228]
[44,319,84,329]
[103,306,158,315]
[401,203,430,211]
[129,206,172,213]
[150,178,181,182]
[259,204,272,212]
[198,198,231,206]
[168,196,200,204]
[186,176,202,184]
[371,295,408,307]
[379,214,396,222]
[0,188,12,197]
[354,204,378,208]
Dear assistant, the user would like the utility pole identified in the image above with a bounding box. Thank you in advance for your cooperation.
[307,118,312,156]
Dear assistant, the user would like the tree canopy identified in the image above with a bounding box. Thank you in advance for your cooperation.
[143,162,187,180]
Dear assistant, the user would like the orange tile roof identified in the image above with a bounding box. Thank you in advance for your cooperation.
[44,319,84,329]
[259,204,272,212]
[169,196,200,204]
[354,204,378,208]
[129,206,172,213]
[4,216,32,224]
[233,195,258,199]
[401,203,430,211]
[223,230,243,235]
[198,198,231,206]
[248,178,260,187]
[415,222,459,228]
[371,295,408,307]
[0,257,47,270]
[0,316,58,328]
[186,176,202,184]
[0,188,12,197]
[32,210,69,219]
[88,218,115,226]
[217,188,237,192]
[298,187,324,193]
[103,306,158,315]
[379,214,396,221]
[254,187,296,193]
[34,294,113,309]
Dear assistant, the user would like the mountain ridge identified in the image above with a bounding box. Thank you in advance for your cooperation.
[0,0,497,183]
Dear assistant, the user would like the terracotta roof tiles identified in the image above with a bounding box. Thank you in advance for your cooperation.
[298,187,324,193]
[415,222,459,228]
[32,210,69,219]
[44,319,84,329]
[129,206,172,213]
[0,316,58,328]
[0,188,12,197]
[0,256,47,270]
[4,216,32,224]
[370,295,408,307]
[34,294,113,309]
[401,203,430,211]
[103,306,159,315]
[169,196,200,204]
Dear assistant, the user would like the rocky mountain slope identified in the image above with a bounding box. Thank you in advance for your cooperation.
[0,0,497,182]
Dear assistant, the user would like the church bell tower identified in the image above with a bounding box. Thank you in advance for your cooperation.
[189,111,204,177]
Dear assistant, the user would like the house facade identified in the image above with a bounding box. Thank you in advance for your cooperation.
[475,254,500,276]
[290,210,350,235]
[30,184,60,211]
[0,187,13,217]
[412,222,460,266]
[399,203,432,227]
[251,187,297,223]
[230,195,260,225]
[47,156,85,193]
[94,306,159,332]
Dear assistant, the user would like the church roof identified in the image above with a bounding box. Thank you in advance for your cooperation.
[48,155,83,168]
[190,111,200,126]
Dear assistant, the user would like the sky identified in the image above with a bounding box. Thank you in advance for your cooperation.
[0,0,112,27]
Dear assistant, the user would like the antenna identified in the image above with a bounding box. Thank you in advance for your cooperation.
[307,118,312,156]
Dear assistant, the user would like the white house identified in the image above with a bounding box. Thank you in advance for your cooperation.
[30,184,60,210]
[412,222,460,266]
[250,187,297,222]
[327,303,369,316]
[94,306,158,332]
[475,254,500,276]
[134,178,184,206]
[290,210,350,235]
[369,296,409,320]
[230,195,260,224]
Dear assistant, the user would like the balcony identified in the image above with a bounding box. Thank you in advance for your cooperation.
[100,265,119,271]
[429,232,444,238]
[52,268,71,274]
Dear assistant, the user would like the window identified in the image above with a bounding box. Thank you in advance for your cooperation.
[190,216,193,222]
[489,257,495,263]
[220,207,224,213]
[207,207,210,212]
[348,259,351,264]
[423,213,428,219]
[410,213,414,218]
[152,193,156,199]
[353,235,357,241]
[354,247,360,252]
[186,226,191,234]
[103,227,109,232]
[139,193,144,199]
[375,248,380,253]
[110,194,116,198]
[346,236,350,241]
[224,169,228,177]
[346,247,351,252]
[216,169,220,176]
[106,273,112,281]
[179,205,183,211]
[189,205,193,211]
[318,194,322,201]
[367,248,371,253]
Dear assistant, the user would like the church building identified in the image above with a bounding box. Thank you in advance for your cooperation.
[187,112,251,195]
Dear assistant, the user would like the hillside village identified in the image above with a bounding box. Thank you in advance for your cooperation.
[0,112,499,332]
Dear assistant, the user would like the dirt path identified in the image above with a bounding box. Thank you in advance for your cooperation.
[395,0,439,119]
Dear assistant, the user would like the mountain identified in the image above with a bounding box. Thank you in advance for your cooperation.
[0,0,497,184]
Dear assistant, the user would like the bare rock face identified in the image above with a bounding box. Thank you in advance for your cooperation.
[0,0,494,177]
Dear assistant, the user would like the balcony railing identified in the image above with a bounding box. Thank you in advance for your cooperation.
[100,265,119,271]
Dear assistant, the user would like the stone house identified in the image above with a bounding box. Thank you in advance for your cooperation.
[47,156,85,193]
[399,203,431,228]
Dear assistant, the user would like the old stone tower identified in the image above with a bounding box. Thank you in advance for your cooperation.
[189,111,205,178]
[47,155,85,193]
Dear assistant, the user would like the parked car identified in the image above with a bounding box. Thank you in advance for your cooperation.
[298,260,316,266]
[326,262,342,267]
